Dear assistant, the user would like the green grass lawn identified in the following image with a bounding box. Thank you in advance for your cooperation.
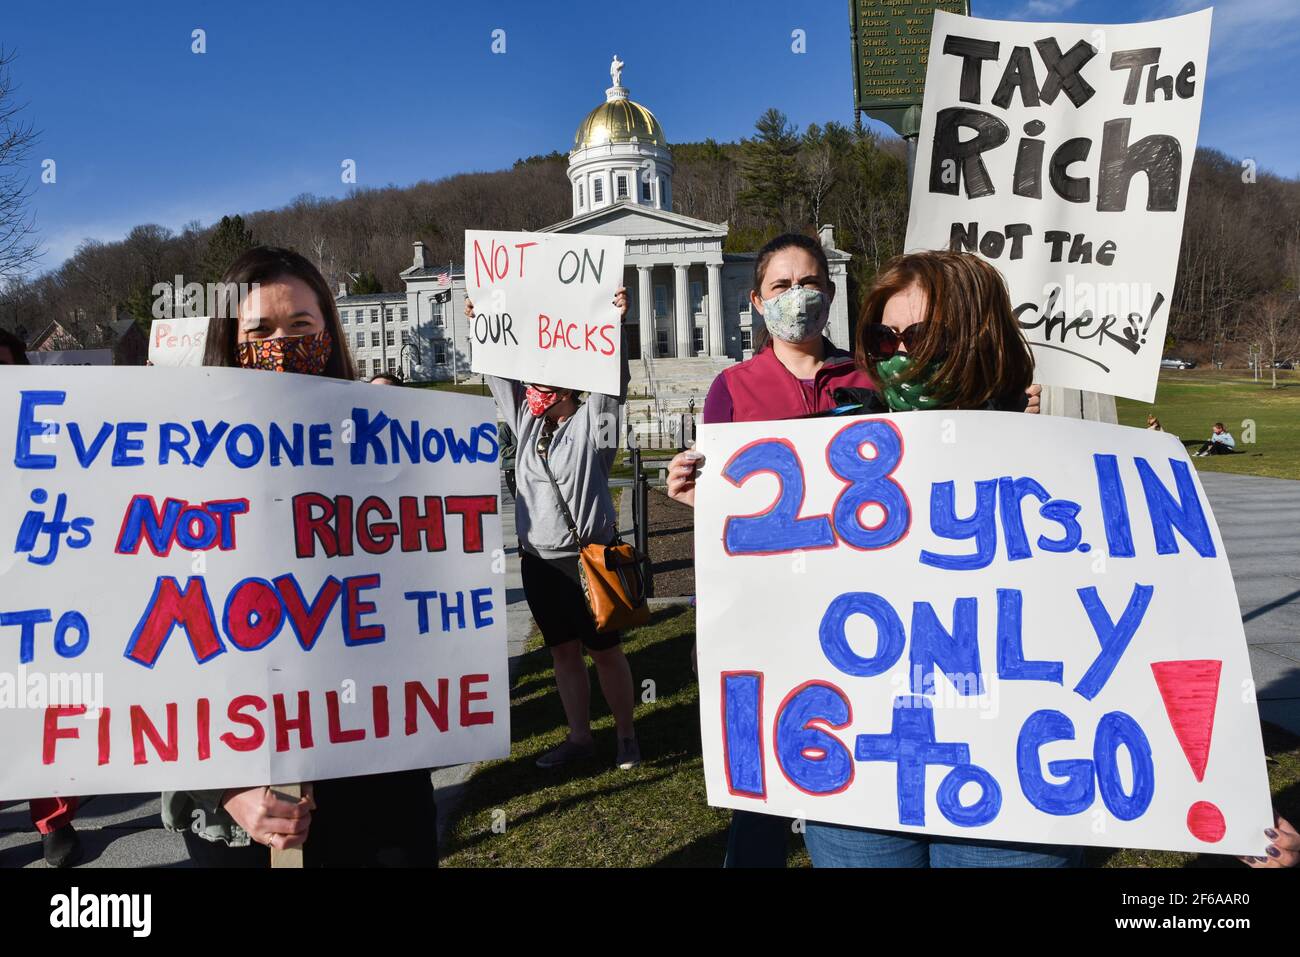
[440,606,1299,867]
[1116,369,1300,480]
[408,378,490,396]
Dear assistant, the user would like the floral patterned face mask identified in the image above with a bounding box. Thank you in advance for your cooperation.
[236,329,333,375]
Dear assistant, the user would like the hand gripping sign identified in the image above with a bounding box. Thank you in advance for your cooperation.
[0,367,510,797]
[465,229,625,396]
[694,411,1271,854]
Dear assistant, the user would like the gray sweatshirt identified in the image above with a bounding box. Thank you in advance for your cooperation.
[487,355,628,560]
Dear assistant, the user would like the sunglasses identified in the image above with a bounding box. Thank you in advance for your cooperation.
[862,322,941,360]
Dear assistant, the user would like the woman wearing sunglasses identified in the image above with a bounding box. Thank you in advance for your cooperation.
[463,288,641,772]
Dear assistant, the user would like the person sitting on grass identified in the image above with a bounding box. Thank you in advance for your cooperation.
[1195,422,1236,456]
[1146,414,1163,431]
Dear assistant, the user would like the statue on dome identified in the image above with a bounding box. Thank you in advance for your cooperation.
[610,54,624,88]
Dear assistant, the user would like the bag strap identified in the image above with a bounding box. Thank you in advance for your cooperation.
[536,424,584,547]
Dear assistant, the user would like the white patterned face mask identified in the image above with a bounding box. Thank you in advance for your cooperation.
[759,285,829,344]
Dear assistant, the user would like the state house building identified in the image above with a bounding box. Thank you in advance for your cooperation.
[336,58,852,406]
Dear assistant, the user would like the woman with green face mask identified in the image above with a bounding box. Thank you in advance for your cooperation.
[853,250,1037,414]
[804,250,1077,869]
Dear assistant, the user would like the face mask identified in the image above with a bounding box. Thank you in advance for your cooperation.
[874,354,946,411]
[237,330,333,375]
[525,385,565,417]
[759,285,829,344]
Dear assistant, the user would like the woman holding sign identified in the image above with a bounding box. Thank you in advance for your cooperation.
[463,288,642,772]
[162,247,439,867]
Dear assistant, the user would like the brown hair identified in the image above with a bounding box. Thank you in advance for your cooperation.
[202,245,357,380]
[856,251,1034,410]
[750,233,832,353]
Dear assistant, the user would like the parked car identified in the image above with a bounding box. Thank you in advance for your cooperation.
[1273,359,1295,369]
[1160,358,1196,370]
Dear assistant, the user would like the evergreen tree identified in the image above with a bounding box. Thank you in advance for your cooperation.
[350,271,383,294]
[202,214,256,282]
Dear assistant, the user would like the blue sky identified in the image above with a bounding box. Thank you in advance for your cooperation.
[3,0,1296,273]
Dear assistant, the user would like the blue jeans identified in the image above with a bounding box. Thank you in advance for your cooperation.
[804,822,1083,868]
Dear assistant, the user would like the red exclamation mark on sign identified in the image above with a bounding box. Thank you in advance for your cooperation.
[1151,659,1225,843]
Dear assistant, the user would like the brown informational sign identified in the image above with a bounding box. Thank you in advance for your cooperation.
[849,0,969,136]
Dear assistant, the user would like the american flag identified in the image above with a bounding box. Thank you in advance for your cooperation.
[436,272,450,286]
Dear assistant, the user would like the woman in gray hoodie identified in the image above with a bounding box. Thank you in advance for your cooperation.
[467,288,640,771]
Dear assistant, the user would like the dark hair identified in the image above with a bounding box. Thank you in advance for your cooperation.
[856,251,1034,410]
[202,246,356,380]
[1214,422,1225,429]
[750,233,832,353]
[0,326,29,364]
[369,372,404,385]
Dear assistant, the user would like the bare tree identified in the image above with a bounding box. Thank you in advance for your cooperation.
[0,49,41,281]
[1243,295,1299,388]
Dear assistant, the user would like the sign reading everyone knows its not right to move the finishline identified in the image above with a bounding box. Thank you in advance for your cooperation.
[906,10,1212,403]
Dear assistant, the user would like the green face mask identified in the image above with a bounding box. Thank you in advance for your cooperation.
[875,354,946,411]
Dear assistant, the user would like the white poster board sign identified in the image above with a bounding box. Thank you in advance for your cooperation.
[0,367,510,797]
[695,411,1271,855]
[465,229,624,396]
[28,349,113,367]
[906,10,1212,403]
[149,316,210,367]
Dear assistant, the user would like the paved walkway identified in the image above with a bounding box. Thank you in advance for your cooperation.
[3,471,1296,866]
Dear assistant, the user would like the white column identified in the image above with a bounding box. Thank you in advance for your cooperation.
[707,261,724,357]
[673,263,691,358]
[637,264,654,359]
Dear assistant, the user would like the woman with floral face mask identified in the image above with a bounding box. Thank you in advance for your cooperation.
[463,287,642,773]
[164,247,440,868]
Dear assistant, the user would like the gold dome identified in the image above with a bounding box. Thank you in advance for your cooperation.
[573,97,666,150]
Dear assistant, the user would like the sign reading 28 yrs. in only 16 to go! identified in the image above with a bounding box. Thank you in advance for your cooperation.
[694,411,1272,855]
[905,10,1212,403]
[465,230,625,397]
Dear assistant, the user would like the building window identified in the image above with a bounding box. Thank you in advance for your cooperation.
[578,182,584,207]
[658,175,666,208]
[370,359,381,377]
[399,306,407,321]
[656,330,669,357]
[653,285,668,319]
[692,327,704,353]
[593,178,604,203]
[387,357,397,373]
[741,328,753,352]
[371,332,380,347]
[402,328,412,345]
[369,309,378,323]
[355,332,364,349]
[690,281,704,315]
[340,310,349,324]
[616,174,628,199]
[641,177,652,202]
[738,289,752,313]
[386,330,395,347]
[430,299,444,323]
[434,340,448,365]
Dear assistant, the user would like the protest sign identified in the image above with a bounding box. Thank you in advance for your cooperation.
[0,367,510,797]
[695,411,1271,854]
[464,229,624,396]
[28,349,113,367]
[149,316,210,367]
[905,11,1212,403]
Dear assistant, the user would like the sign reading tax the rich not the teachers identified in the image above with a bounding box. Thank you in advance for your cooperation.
[465,230,625,397]
[906,10,1212,403]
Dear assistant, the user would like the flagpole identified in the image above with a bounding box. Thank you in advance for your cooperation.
[448,260,458,385]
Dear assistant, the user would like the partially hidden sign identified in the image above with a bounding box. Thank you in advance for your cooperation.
[905,10,1212,403]
[694,411,1271,854]
[149,316,210,367]
[0,367,510,797]
[465,230,624,396]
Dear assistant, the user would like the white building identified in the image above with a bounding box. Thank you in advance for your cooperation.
[337,57,852,410]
